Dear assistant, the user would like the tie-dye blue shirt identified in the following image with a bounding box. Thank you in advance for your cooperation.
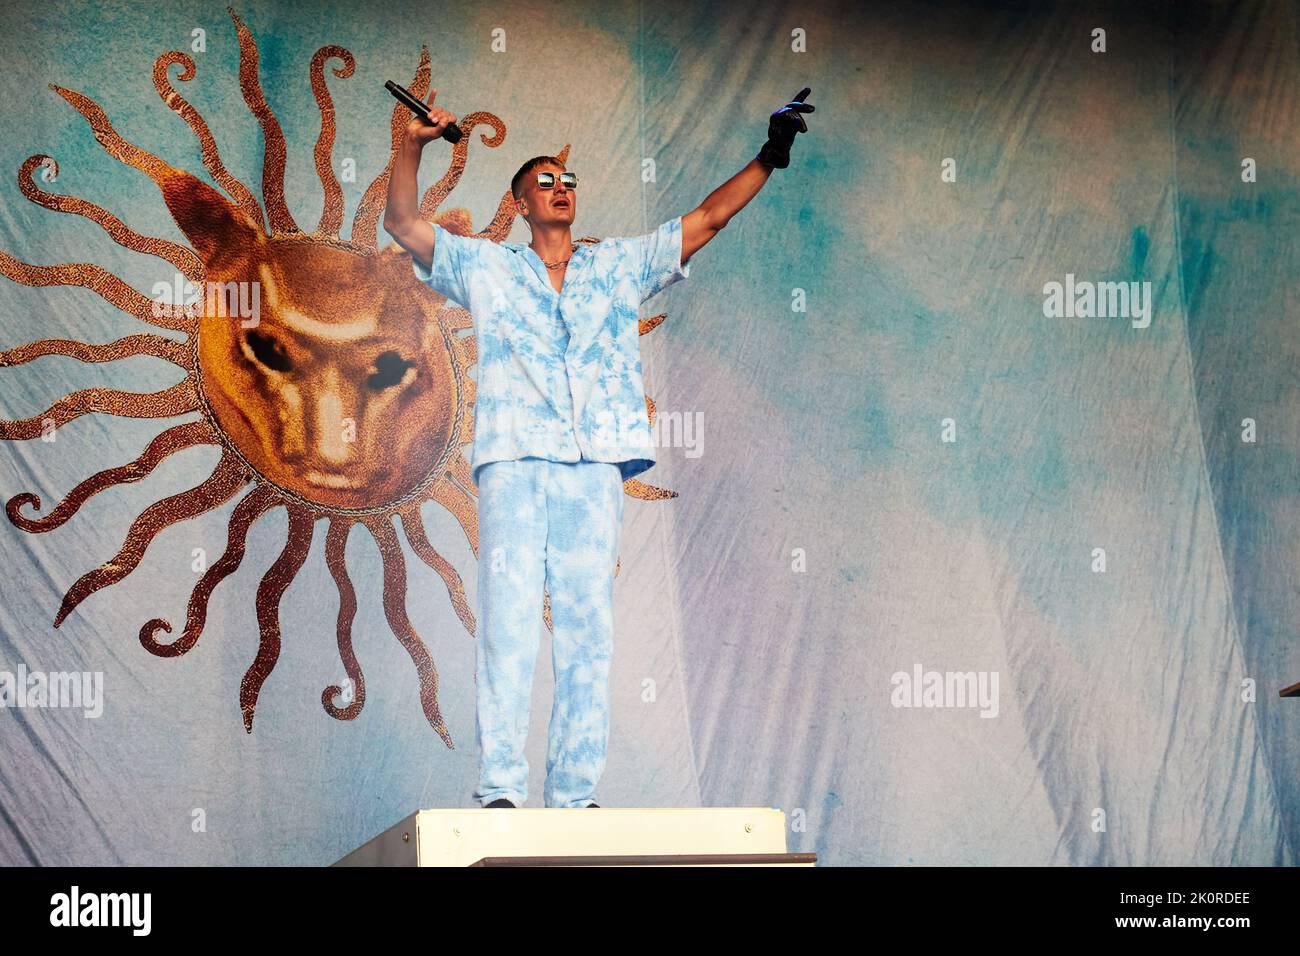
[412,216,690,483]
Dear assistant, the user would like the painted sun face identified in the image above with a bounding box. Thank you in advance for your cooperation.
[193,234,458,511]
[0,7,677,746]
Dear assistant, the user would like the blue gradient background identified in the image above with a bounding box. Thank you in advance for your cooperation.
[0,0,1295,865]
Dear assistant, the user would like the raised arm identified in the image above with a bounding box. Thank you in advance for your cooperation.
[680,88,815,265]
[383,87,458,271]
[681,158,774,264]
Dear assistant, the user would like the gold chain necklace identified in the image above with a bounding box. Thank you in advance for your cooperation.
[536,243,576,269]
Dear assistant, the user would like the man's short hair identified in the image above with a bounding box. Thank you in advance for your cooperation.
[511,155,566,200]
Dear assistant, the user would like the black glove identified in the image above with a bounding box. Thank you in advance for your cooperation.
[756,87,815,169]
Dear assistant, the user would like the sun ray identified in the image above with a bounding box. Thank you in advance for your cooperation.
[140,484,279,657]
[638,311,667,335]
[0,251,196,334]
[240,505,314,732]
[309,46,356,237]
[398,504,475,635]
[622,394,679,500]
[471,188,522,242]
[19,156,203,281]
[54,451,249,627]
[418,113,507,219]
[352,46,431,249]
[48,82,212,242]
[0,380,198,441]
[228,7,298,236]
[432,207,473,237]
[152,51,265,232]
[425,470,478,557]
[7,420,216,532]
[322,517,364,720]
[0,334,188,369]
[623,458,668,500]
[622,477,678,501]
[367,516,453,747]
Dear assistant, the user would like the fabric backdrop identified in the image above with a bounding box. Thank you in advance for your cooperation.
[0,0,1295,866]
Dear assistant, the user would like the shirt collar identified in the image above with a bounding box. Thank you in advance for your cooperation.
[507,240,590,295]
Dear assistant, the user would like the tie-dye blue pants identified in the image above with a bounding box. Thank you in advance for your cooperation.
[472,457,625,808]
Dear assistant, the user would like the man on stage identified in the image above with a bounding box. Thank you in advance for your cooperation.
[384,86,814,809]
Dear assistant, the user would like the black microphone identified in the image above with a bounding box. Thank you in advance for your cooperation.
[385,80,463,144]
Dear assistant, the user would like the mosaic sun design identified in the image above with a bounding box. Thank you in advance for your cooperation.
[0,8,677,747]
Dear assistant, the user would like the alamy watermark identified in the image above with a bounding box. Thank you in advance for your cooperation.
[151,272,260,327]
[506,406,704,458]
[890,663,999,718]
[0,664,103,718]
[50,886,150,935]
[1042,273,1151,328]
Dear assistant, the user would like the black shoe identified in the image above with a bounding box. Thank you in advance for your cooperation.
[586,802,600,808]
[485,798,517,808]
